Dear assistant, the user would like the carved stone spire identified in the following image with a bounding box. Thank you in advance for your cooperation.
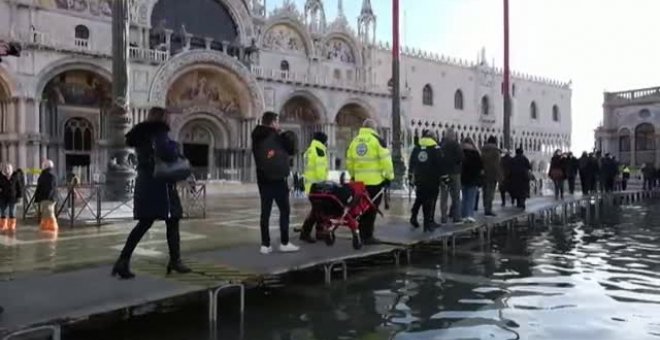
[358,0,376,44]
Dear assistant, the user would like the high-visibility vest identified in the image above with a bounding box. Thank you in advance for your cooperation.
[346,127,394,186]
[303,139,329,193]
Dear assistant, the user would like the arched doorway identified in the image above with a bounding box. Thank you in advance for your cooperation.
[179,121,214,180]
[635,123,656,166]
[280,95,322,171]
[42,69,110,181]
[64,117,94,182]
[335,103,371,169]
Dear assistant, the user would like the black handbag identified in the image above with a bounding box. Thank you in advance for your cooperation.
[152,140,192,182]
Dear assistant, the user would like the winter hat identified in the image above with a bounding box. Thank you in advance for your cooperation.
[313,132,328,144]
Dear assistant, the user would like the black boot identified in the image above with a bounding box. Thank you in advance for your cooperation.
[167,259,191,275]
[410,216,420,229]
[166,219,191,275]
[111,258,135,280]
[300,233,316,244]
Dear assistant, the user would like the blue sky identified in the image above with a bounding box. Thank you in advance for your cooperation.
[267,0,660,152]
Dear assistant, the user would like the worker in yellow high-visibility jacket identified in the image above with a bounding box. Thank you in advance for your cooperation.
[346,119,394,245]
[300,132,329,243]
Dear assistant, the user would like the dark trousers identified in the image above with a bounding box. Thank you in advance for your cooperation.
[567,176,576,194]
[483,180,496,214]
[119,218,181,262]
[579,172,589,195]
[301,207,321,238]
[415,185,439,226]
[411,193,423,219]
[359,184,384,241]
[258,180,290,247]
[553,179,565,199]
[622,179,628,191]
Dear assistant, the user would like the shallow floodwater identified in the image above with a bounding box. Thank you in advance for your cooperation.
[69,202,660,340]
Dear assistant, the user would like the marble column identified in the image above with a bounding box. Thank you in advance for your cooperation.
[17,98,27,169]
[631,136,637,167]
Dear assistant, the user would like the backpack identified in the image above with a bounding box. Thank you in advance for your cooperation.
[255,133,290,180]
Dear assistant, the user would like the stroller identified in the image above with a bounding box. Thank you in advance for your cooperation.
[308,181,385,250]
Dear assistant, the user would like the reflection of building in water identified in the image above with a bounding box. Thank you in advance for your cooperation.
[0,0,571,182]
[596,86,660,167]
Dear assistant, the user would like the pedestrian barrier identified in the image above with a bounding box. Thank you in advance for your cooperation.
[21,183,207,226]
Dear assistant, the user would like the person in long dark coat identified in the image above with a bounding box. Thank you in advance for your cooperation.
[578,152,590,195]
[499,151,513,207]
[112,107,191,280]
[509,148,532,209]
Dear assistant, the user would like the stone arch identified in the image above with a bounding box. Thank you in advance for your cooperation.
[0,67,20,98]
[146,0,254,45]
[260,20,314,56]
[34,58,112,100]
[321,32,362,65]
[333,97,377,125]
[279,90,326,123]
[172,112,232,149]
[149,50,264,119]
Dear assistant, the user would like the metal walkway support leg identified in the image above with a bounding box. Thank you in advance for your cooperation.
[208,283,245,325]
[323,261,348,285]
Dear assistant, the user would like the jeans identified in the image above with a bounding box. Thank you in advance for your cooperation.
[553,179,565,199]
[461,185,478,219]
[440,174,461,221]
[258,180,291,247]
[119,218,182,262]
[483,180,497,214]
[0,202,16,218]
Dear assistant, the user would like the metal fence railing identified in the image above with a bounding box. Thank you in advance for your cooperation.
[22,183,206,227]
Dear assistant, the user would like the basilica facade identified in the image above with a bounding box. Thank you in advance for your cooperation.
[0,0,572,182]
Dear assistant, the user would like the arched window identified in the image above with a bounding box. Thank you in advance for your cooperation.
[75,25,90,40]
[530,101,538,120]
[422,84,433,106]
[280,60,289,71]
[635,123,655,151]
[481,95,490,115]
[454,89,464,110]
[619,129,631,152]
[552,105,560,122]
[64,118,93,152]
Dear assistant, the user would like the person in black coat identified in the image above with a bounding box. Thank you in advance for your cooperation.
[34,160,58,232]
[408,129,445,232]
[500,151,513,207]
[578,152,590,195]
[566,152,579,195]
[509,148,532,209]
[113,107,191,280]
[460,138,483,223]
[252,111,299,254]
[0,164,23,232]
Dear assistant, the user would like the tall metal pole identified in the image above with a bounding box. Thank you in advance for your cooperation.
[106,0,135,200]
[391,0,405,188]
[503,0,512,150]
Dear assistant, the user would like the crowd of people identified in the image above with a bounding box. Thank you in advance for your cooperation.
[408,129,534,231]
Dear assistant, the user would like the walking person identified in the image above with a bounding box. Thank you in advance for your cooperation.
[621,164,631,191]
[509,149,532,209]
[587,153,600,194]
[0,164,23,232]
[642,163,655,190]
[500,150,512,207]
[461,138,483,224]
[112,107,191,280]
[300,132,329,243]
[578,152,590,195]
[252,111,299,254]
[549,150,566,200]
[408,129,444,232]
[34,160,58,233]
[566,152,579,195]
[481,136,502,217]
[346,119,394,245]
[439,128,463,224]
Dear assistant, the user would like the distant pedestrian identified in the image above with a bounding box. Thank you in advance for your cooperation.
[113,107,191,279]
[461,138,482,224]
[0,164,22,232]
[34,160,58,233]
[549,150,566,200]
[252,111,299,254]
[578,152,590,195]
[621,164,631,191]
[500,150,512,207]
[642,163,655,190]
[481,136,502,217]
[439,128,463,224]
[587,153,600,193]
[566,152,579,195]
[509,149,532,209]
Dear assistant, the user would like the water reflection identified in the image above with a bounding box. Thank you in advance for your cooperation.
[69,202,660,340]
